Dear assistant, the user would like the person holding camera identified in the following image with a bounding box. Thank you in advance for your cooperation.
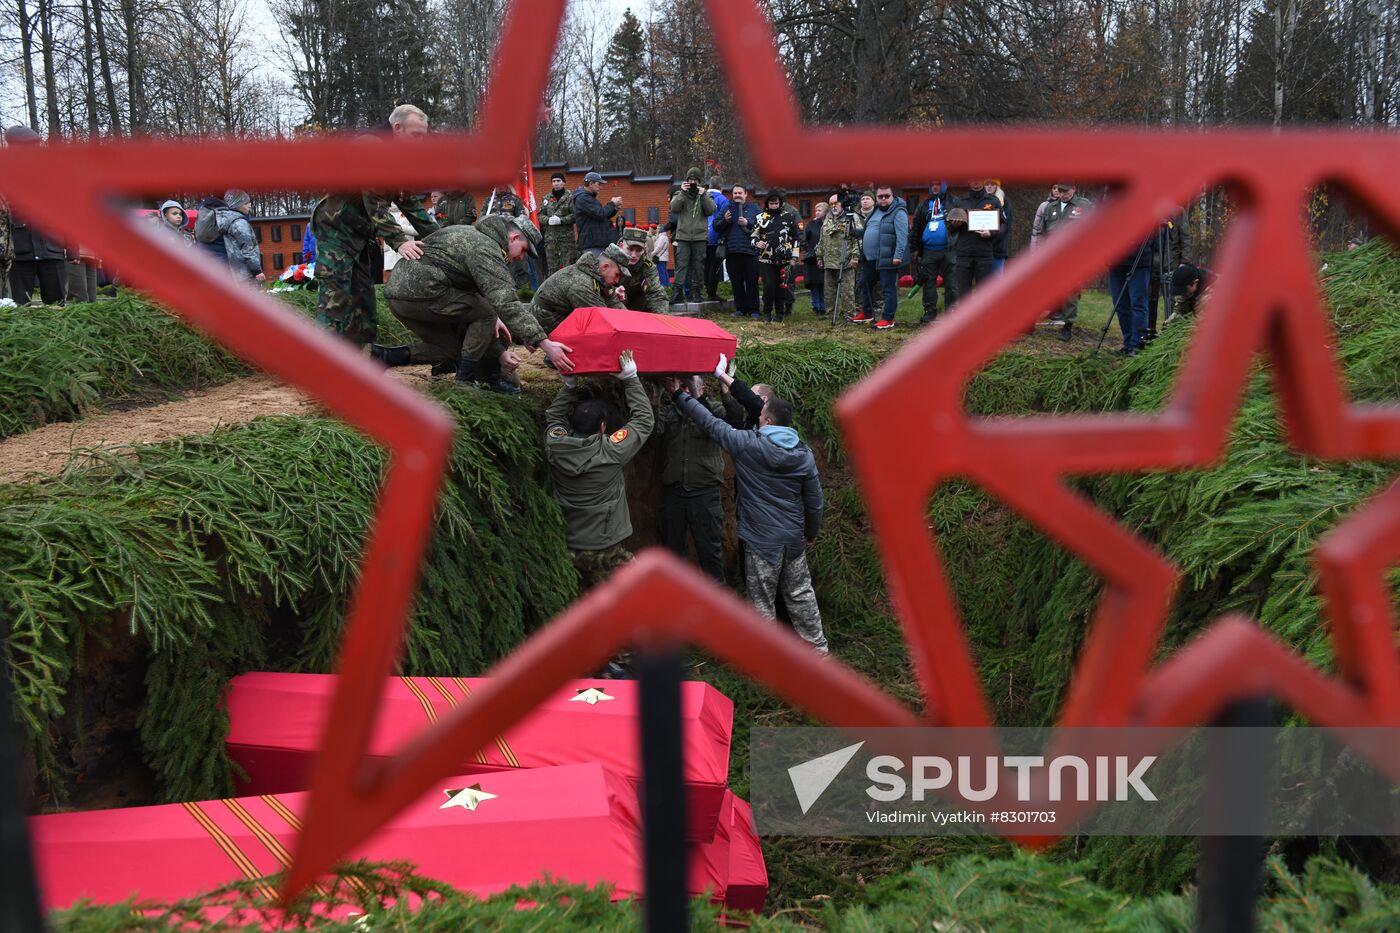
[669,166,716,304]
[818,194,860,321]
[574,171,623,254]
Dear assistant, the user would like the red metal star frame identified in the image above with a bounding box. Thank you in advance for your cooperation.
[4,0,1399,903]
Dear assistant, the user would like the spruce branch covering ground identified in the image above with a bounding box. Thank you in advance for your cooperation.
[9,245,1400,924]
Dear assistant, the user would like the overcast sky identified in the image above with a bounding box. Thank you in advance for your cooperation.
[0,0,654,131]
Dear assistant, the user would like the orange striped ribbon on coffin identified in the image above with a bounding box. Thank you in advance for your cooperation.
[225,672,734,842]
[31,763,744,911]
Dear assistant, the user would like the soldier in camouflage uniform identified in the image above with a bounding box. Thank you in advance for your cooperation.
[531,245,627,333]
[435,191,478,227]
[538,173,576,276]
[0,194,12,301]
[311,187,438,347]
[818,195,859,321]
[486,191,533,289]
[544,350,654,591]
[616,227,670,314]
[371,215,575,389]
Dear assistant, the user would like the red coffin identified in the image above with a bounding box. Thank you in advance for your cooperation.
[225,672,734,842]
[31,763,739,912]
[548,306,737,375]
[725,797,768,915]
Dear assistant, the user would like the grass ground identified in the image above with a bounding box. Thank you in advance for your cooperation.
[699,283,1119,357]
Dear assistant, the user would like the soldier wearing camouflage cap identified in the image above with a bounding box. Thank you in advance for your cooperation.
[531,247,627,334]
[371,214,576,391]
[616,226,670,314]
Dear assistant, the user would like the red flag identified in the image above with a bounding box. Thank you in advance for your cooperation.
[513,150,539,225]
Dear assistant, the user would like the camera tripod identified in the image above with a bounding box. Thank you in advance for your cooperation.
[1091,222,1175,355]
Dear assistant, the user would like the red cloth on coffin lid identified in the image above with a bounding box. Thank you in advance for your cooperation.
[225,672,734,842]
[548,306,737,374]
[30,762,735,912]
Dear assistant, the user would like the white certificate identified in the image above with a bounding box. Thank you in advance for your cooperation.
[968,210,1001,232]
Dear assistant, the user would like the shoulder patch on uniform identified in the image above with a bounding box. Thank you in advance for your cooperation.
[548,426,567,438]
[609,428,629,444]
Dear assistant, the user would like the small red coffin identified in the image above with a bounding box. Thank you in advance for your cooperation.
[548,306,737,374]
[225,672,734,842]
[31,763,743,912]
[725,797,769,915]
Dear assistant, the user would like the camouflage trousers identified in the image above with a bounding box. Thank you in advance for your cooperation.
[823,265,858,320]
[386,290,497,365]
[570,543,634,590]
[313,220,378,347]
[744,547,828,654]
[544,234,577,276]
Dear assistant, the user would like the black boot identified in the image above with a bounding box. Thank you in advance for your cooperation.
[369,344,412,366]
[430,360,457,376]
[1058,322,1074,342]
[476,354,523,395]
[455,357,482,384]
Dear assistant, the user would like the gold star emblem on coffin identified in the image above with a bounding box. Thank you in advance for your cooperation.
[439,784,497,811]
[569,687,615,706]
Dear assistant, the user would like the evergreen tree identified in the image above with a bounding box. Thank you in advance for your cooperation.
[600,9,649,168]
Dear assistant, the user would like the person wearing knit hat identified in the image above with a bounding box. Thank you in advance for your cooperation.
[669,165,716,304]
[194,189,264,281]
[540,171,577,275]
[4,126,66,304]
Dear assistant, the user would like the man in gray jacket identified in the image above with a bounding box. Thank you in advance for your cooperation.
[665,374,829,654]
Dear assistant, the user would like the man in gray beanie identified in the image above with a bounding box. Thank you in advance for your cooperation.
[193,188,264,281]
[5,125,67,304]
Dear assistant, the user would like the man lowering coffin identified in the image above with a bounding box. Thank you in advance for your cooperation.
[370,214,575,391]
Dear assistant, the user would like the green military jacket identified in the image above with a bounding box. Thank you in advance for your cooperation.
[312,191,438,251]
[532,251,625,333]
[621,258,669,314]
[436,191,477,227]
[668,185,716,242]
[818,211,856,268]
[383,217,546,347]
[544,376,655,550]
[539,191,575,236]
[1041,195,1092,234]
[656,391,745,489]
[489,193,526,218]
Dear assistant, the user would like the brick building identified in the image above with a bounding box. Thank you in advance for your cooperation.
[242,168,952,279]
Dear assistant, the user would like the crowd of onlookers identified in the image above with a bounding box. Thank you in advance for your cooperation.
[0,114,1210,357]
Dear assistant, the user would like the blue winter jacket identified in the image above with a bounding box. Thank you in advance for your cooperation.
[713,200,759,255]
[707,189,729,246]
[861,196,909,269]
[675,393,822,563]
